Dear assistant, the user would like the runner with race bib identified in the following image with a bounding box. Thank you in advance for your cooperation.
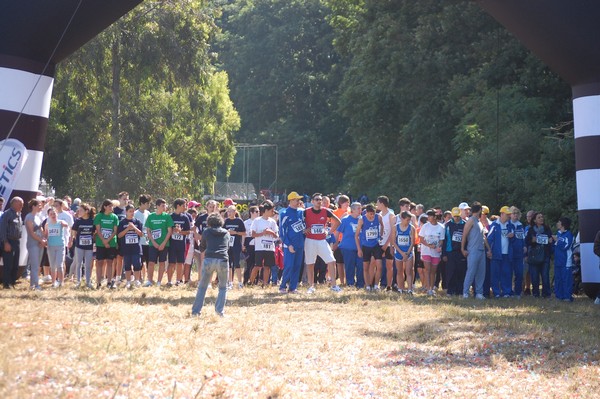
[117,204,144,289]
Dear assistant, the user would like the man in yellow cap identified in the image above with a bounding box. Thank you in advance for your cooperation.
[442,207,467,296]
[278,192,306,293]
[487,206,515,297]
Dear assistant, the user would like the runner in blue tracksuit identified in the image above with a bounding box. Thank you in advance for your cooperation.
[553,216,574,301]
[487,206,515,297]
[335,202,364,288]
[510,207,526,296]
[279,192,306,293]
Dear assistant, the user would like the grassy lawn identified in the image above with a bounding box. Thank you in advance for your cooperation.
[1,282,599,398]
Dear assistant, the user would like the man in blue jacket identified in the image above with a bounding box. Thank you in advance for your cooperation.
[487,206,515,297]
[279,192,306,293]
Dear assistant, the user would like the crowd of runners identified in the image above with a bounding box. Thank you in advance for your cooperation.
[4,190,582,304]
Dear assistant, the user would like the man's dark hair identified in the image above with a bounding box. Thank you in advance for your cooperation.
[139,194,151,205]
[377,196,389,208]
[207,213,224,228]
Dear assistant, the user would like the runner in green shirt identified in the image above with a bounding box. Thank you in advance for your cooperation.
[143,198,174,286]
[93,199,119,289]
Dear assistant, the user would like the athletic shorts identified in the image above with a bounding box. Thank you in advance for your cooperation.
[395,249,414,262]
[254,250,276,267]
[304,238,335,265]
[168,246,186,264]
[141,245,149,265]
[96,247,118,261]
[228,247,241,268]
[421,254,441,266]
[380,246,394,260]
[148,247,168,263]
[334,247,344,263]
[361,245,382,262]
[123,254,142,272]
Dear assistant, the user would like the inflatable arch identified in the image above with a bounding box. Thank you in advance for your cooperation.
[477,0,600,297]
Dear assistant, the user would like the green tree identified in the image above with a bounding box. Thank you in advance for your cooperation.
[44,0,239,203]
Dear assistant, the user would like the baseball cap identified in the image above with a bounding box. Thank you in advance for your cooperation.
[287,191,303,201]
[482,205,490,215]
[499,206,512,214]
[36,195,47,202]
[223,198,237,207]
[188,200,201,209]
[451,207,461,217]
[458,202,470,210]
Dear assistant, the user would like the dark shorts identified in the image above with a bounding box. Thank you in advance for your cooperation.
[96,247,118,261]
[141,245,149,265]
[228,247,241,268]
[254,250,276,267]
[148,246,168,263]
[381,246,394,260]
[362,245,382,262]
[168,245,185,264]
[123,254,142,272]
[334,247,344,263]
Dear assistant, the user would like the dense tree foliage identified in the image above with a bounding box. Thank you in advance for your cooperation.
[43,0,576,223]
[45,0,240,203]
[214,0,574,220]
[215,0,349,193]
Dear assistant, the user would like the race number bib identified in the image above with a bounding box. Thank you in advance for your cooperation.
[291,220,305,233]
[125,235,139,245]
[79,235,92,246]
[365,227,378,240]
[101,228,112,239]
[515,231,524,240]
[151,229,162,240]
[228,235,235,247]
[48,227,60,236]
[262,240,274,251]
[310,224,324,235]
[351,223,358,233]
[397,235,410,246]
[452,231,463,242]
[171,233,184,241]
[536,234,549,245]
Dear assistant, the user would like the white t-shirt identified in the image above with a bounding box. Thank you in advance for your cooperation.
[57,211,74,242]
[244,217,257,245]
[250,217,279,252]
[134,209,150,246]
[419,222,445,258]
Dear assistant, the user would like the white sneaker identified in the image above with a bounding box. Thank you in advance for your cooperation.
[43,275,52,283]
[307,286,315,294]
[126,282,131,290]
[594,297,600,305]
[238,283,243,289]
[330,285,342,292]
[143,280,153,287]
[134,280,142,288]
[365,286,372,292]
[53,280,60,288]
[476,294,485,300]
[373,285,381,291]
[463,293,470,298]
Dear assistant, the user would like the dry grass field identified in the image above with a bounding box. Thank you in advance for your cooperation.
[1,281,600,399]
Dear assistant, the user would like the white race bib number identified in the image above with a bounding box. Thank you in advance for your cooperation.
[292,220,305,233]
[262,240,274,251]
[366,227,378,240]
[452,231,463,242]
[79,235,92,246]
[536,234,549,245]
[48,227,60,236]
[351,223,358,233]
[397,235,410,246]
[310,224,324,235]
[228,235,235,247]
[101,228,112,239]
[171,233,184,241]
[125,235,139,245]
[151,229,162,240]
